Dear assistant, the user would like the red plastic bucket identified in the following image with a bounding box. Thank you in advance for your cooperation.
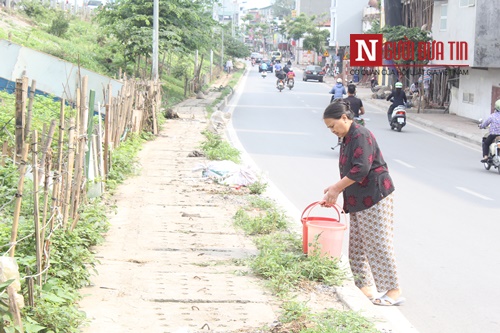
[301,202,346,257]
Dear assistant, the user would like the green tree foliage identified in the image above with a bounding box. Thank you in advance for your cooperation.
[367,24,432,65]
[271,0,295,18]
[303,29,329,55]
[95,0,218,63]
[283,13,316,41]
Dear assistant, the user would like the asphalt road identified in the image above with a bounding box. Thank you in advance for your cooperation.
[226,66,500,333]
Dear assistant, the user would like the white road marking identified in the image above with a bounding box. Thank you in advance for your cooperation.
[456,187,494,201]
[393,159,416,168]
[234,129,310,135]
[227,104,309,109]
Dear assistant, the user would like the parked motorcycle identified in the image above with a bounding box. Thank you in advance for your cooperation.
[261,71,267,79]
[389,104,407,132]
[478,118,500,174]
[287,78,294,90]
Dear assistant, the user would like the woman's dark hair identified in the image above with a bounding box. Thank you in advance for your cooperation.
[323,100,354,120]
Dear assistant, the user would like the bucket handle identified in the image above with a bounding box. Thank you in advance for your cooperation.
[301,201,344,224]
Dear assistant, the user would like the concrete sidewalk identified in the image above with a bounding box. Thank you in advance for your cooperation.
[77,67,436,333]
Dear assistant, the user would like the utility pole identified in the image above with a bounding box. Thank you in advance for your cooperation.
[152,0,159,80]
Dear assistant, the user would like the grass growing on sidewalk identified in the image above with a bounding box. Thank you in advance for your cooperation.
[232,197,377,333]
[199,130,241,163]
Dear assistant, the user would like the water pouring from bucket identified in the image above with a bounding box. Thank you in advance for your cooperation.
[301,202,347,258]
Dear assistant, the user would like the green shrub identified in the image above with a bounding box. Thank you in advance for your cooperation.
[48,12,70,37]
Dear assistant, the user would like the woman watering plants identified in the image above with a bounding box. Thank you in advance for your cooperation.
[319,100,405,306]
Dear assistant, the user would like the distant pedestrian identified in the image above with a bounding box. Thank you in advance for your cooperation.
[321,100,405,307]
[225,59,233,74]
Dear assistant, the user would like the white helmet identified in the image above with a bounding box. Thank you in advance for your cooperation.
[336,78,342,83]
[495,99,500,112]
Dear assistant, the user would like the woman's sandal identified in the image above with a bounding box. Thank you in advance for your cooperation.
[372,294,406,306]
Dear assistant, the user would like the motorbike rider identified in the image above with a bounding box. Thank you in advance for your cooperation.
[386,82,407,123]
[274,62,283,74]
[260,61,268,72]
[283,63,290,74]
[344,84,365,117]
[329,78,347,103]
[479,99,500,163]
[275,68,287,87]
[286,67,295,85]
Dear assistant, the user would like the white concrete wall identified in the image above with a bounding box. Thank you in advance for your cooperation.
[454,68,500,120]
[331,0,367,47]
[431,0,476,66]
[0,39,122,107]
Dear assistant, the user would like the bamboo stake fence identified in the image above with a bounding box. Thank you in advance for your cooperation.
[1,74,161,325]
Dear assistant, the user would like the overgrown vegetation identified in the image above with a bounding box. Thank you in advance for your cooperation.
[231,197,377,332]
[199,130,241,163]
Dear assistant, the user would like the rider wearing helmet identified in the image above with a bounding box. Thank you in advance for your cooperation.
[329,78,347,102]
[479,99,500,162]
[386,82,407,123]
[285,67,295,85]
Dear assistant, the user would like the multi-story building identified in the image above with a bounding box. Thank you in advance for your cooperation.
[432,0,500,120]
[329,0,368,48]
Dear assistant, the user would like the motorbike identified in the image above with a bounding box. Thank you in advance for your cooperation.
[287,78,294,90]
[353,116,365,127]
[370,76,378,92]
[261,71,267,79]
[277,79,285,92]
[389,104,407,132]
[478,119,500,174]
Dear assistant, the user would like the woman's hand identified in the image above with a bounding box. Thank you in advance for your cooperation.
[319,185,342,207]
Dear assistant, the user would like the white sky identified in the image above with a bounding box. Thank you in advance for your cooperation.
[244,0,272,9]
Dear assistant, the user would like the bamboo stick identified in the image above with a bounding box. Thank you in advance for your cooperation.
[71,82,90,221]
[92,135,99,182]
[9,143,29,257]
[104,85,111,178]
[25,80,36,141]
[52,100,65,209]
[62,118,76,229]
[39,120,56,179]
[15,77,28,157]
[32,131,42,289]
[40,149,52,255]
[97,102,105,192]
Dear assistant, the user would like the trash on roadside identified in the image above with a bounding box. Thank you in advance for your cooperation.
[192,160,260,186]
[223,165,258,186]
[187,150,205,157]
[210,110,231,130]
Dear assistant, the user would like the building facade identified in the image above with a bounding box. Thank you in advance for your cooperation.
[432,0,500,120]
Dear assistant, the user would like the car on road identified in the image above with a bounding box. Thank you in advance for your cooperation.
[303,65,325,82]
[259,59,274,73]
[271,51,282,62]
[251,52,263,63]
